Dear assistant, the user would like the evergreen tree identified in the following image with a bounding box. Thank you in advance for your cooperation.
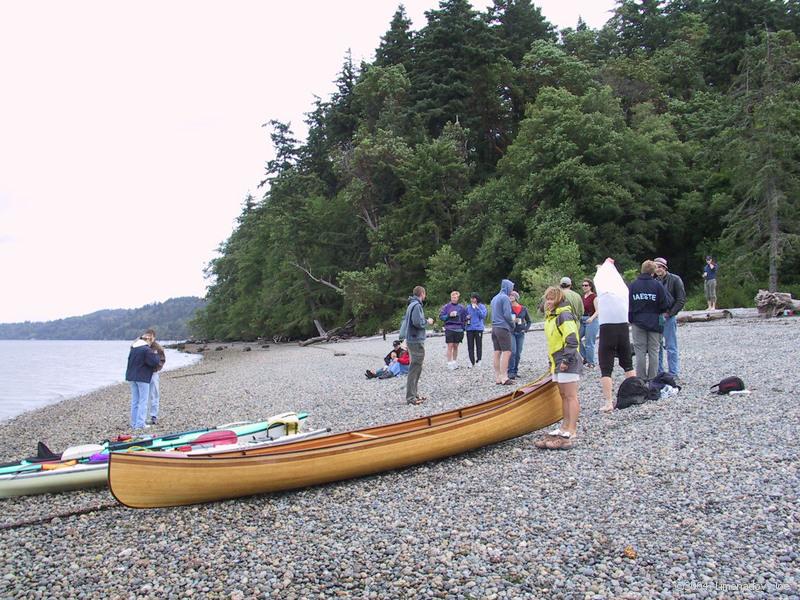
[375,5,414,67]
[723,30,800,290]
[486,0,556,66]
[409,0,506,173]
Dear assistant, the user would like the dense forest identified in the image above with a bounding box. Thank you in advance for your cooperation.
[191,0,800,341]
[0,297,205,340]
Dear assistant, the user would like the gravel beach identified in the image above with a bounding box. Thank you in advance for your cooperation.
[0,317,797,599]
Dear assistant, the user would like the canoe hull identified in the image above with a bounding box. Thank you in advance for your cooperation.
[109,378,562,508]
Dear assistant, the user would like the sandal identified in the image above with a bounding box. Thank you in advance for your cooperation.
[535,431,574,450]
[545,434,576,450]
[501,379,514,386]
[406,397,423,405]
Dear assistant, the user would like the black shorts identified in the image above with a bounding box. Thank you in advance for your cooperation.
[491,327,513,352]
[598,323,633,377]
[445,330,464,344]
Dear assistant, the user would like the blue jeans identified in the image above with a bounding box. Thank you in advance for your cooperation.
[148,371,160,420]
[129,381,150,429]
[579,316,599,365]
[508,332,525,377]
[658,316,679,377]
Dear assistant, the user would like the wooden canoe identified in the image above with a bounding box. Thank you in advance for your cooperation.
[109,377,562,508]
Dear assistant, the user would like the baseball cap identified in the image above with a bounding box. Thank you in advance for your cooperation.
[654,257,668,268]
[559,277,572,287]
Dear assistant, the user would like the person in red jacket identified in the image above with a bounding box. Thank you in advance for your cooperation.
[365,342,411,379]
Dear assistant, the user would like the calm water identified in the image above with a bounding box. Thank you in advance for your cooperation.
[0,340,202,422]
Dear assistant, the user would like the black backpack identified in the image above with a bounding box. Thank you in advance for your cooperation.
[649,372,681,394]
[710,376,745,395]
[616,377,657,409]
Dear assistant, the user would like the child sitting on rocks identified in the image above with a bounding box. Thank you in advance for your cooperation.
[366,341,410,379]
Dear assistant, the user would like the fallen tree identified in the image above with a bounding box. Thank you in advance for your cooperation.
[299,318,357,346]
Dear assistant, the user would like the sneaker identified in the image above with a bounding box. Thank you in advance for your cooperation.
[447,362,456,370]
[150,416,157,425]
[365,370,376,379]
[475,360,481,367]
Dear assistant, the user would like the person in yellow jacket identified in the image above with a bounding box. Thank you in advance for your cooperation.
[535,286,583,450]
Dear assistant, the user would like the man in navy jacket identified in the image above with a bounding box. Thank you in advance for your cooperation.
[629,260,673,380]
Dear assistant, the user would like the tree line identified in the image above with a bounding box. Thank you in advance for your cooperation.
[191,0,800,341]
[0,297,205,340]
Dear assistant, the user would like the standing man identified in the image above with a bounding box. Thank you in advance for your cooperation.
[629,261,673,380]
[560,277,584,322]
[490,279,516,386]
[145,328,166,425]
[703,256,718,310]
[439,290,467,370]
[654,257,686,379]
[399,286,434,406]
[125,331,160,430]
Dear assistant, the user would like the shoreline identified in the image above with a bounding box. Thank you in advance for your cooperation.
[0,317,797,597]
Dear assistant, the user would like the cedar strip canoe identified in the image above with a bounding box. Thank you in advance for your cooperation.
[109,377,562,508]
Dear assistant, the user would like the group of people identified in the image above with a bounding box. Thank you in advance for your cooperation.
[396,254,707,450]
[124,328,165,430]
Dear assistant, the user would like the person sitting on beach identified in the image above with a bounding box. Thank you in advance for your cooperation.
[383,340,403,365]
[534,286,582,450]
[366,342,410,379]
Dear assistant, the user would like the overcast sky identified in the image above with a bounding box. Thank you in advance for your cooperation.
[0,0,615,323]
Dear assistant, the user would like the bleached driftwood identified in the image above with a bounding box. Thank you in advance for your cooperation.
[676,310,732,323]
[755,290,799,318]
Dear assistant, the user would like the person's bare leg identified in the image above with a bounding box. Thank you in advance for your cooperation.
[499,350,512,382]
[494,350,502,382]
[601,376,613,412]
[559,381,579,435]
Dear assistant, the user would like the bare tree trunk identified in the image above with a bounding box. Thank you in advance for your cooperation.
[766,176,780,292]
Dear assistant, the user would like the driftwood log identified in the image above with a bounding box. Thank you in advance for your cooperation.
[755,290,800,317]
[299,318,356,346]
[676,309,732,323]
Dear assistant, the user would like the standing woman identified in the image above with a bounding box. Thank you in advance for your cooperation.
[535,286,582,450]
[703,256,717,310]
[507,291,531,380]
[465,293,487,367]
[579,278,599,368]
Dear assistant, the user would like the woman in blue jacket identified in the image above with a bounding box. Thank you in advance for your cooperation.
[465,293,487,367]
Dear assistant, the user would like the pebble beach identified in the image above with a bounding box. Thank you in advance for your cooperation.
[0,317,797,599]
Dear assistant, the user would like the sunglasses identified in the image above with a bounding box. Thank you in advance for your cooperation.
[582,283,590,287]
